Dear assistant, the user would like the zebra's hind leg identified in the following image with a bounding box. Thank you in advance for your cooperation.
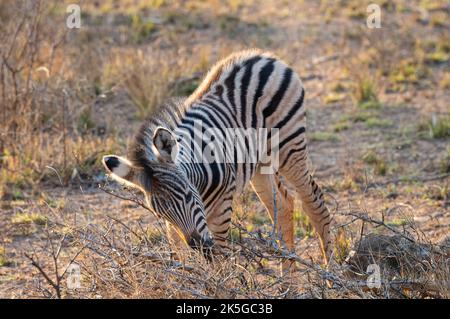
[279,157,332,265]
[250,170,295,275]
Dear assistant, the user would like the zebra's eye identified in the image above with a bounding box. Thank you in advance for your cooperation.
[185,191,192,203]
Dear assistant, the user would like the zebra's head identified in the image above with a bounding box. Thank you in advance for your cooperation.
[102,127,214,256]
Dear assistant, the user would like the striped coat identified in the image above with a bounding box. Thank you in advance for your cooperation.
[103,49,331,267]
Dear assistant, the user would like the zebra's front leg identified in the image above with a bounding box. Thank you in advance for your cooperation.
[250,171,295,275]
[206,199,234,253]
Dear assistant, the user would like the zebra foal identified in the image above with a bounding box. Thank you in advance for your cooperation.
[102,49,332,269]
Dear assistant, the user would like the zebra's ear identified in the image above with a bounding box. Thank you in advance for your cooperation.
[102,155,142,189]
[152,127,179,163]
[103,155,153,193]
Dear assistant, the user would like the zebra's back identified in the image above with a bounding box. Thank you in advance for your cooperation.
[188,49,305,131]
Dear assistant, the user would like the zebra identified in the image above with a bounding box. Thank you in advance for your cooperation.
[102,49,332,269]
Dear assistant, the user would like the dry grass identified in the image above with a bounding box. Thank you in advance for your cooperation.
[18,186,449,299]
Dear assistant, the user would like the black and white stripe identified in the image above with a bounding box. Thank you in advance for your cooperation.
[109,49,331,264]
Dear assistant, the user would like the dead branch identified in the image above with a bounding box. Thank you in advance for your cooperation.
[25,229,87,299]
[24,252,61,299]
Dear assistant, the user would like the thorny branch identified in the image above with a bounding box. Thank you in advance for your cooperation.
[25,231,87,299]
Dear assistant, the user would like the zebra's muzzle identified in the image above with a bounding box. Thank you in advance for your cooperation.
[188,232,214,260]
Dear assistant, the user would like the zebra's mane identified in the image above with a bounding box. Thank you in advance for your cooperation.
[130,48,274,170]
[129,97,186,168]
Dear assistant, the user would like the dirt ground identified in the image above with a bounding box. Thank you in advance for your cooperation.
[0,0,448,298]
